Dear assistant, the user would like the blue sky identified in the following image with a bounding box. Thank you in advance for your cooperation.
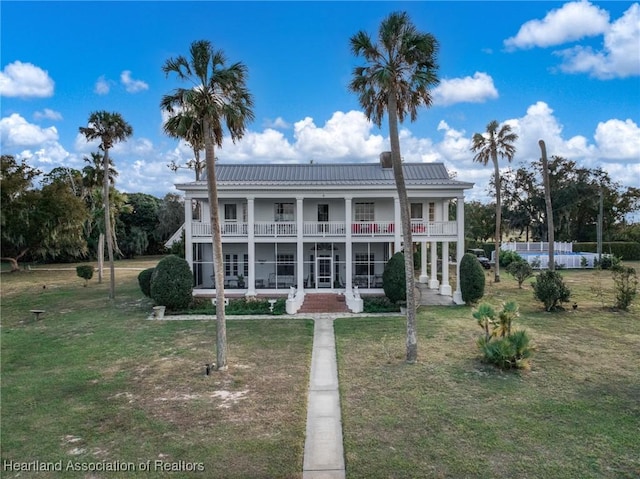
[1,1,639,204]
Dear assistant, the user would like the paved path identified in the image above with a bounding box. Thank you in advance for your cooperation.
[302,316,346,479]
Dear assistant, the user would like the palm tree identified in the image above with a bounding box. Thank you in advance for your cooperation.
[162,40,254,371]
[349,11,439,364]
[79,111,133,299]
[470,120,518,283]
[82,151,119,285]
[161,101,206,181]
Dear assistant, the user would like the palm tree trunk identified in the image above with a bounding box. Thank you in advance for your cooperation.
[98,233,104,283]
[204,120,227,371]
[103,150,116,299]
[492,153,501,283]
[388,92,417,363]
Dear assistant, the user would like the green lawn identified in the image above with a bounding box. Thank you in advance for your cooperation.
[3,260,639,478]
[336,266,640,478]
[1,260,313,478]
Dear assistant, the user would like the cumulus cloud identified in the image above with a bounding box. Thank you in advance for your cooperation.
[504,0,610,50]
[34,108,63,121]
[120,70,149,93]
[555,3,640,79]
[94,75,111,95]
[594,118,640,159]
[0,113,59,148]
[432,72,498,106]
[0,61,54,98]
[263,117,290,129]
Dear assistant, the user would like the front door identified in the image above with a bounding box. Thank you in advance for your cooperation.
[316,256,332,288]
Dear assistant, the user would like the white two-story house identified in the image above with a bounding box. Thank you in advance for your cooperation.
[176,154,473,312]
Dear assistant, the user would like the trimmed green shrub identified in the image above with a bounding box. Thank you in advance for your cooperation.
[138,267,155,298]
[226,297,286,315]
[506,260,533,288]
[383,252,406,304]
[150,255,193,311]
[594,255,621,270]
[460,253,485,305]
[363,296,401,313]
[499,250,523,268]
[532,270,571,311]
[75,265,94,286]
[613,266,638,311]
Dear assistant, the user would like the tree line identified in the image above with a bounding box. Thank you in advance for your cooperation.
[465,156,640,245]
[1,154,184,272]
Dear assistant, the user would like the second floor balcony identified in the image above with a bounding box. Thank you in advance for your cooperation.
[191,220,458,239]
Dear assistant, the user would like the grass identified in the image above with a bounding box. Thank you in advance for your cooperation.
[1,259,313,478]
[3,259,639,478]
[336,264,640,478]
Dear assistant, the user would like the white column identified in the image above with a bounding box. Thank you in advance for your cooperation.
[393,197,402,252]
[440,241,451,295]
[345,196,353,290]
[419,240,428,283]
[429,241,439,289]
[296,197,305,292]
[453,196,465,304]
[246,197,256,297]
[184,196,193,267]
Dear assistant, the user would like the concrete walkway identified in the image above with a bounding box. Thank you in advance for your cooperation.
[303,316,346,479]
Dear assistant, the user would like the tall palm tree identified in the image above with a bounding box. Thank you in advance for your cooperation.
[82,151,119,285]
[162,39,254,371]
[79,111,133,299]
[471,120,518,283]
[161,101,206,181]
[350,11,439,364]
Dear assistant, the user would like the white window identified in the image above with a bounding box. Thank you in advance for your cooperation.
[411,203,423,219]
[275,203,294,222]
[224,204,237,221]
[354,202,375,222]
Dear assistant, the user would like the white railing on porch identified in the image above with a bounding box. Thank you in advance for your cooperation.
[191,220,458,238]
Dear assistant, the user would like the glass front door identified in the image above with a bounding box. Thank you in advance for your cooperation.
[316,256,332,288]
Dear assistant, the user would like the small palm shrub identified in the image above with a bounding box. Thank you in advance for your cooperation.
[383,252,406,304]
[613,266,638,311]
[532,270,571,311]
[363,296,400,313]
[506,260,533,288]
[595,255,621,270]
[460,253,485,305]
[76,265,94,287]
[138,267,155,297]
[473,301,533,370]
[150,255,193,311]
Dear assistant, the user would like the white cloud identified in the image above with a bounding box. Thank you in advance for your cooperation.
[94,75,111,95]
[594,118,640,159]
[263,116,290,129]
[432,72,498,106]
[120,70,149,93]
[555,3,640,79]
[34,108,63,121]
[0,113,58,148]
[0,61,54,98]
[504,0,610,50]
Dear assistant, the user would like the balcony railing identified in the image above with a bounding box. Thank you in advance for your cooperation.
[191,220,457,238]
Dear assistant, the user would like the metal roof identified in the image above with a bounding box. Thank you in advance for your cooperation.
[177,163,473,189]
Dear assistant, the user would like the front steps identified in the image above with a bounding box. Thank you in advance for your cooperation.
[299,293,350,314]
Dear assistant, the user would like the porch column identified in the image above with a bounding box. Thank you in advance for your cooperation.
[393,197,402,252]
[296,197,304,291]
[419,240,428,283]
[184,196,193,267]
[453,196,465,304]
[429,241,439,289]
[440,241,452,295]
[345,196,353,289]
[246,196,256,297]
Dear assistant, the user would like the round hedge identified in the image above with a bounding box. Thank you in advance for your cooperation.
[383,251,406,304]
[150,255,193,310]
[460,252,486,305]
[137,267,155,297]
